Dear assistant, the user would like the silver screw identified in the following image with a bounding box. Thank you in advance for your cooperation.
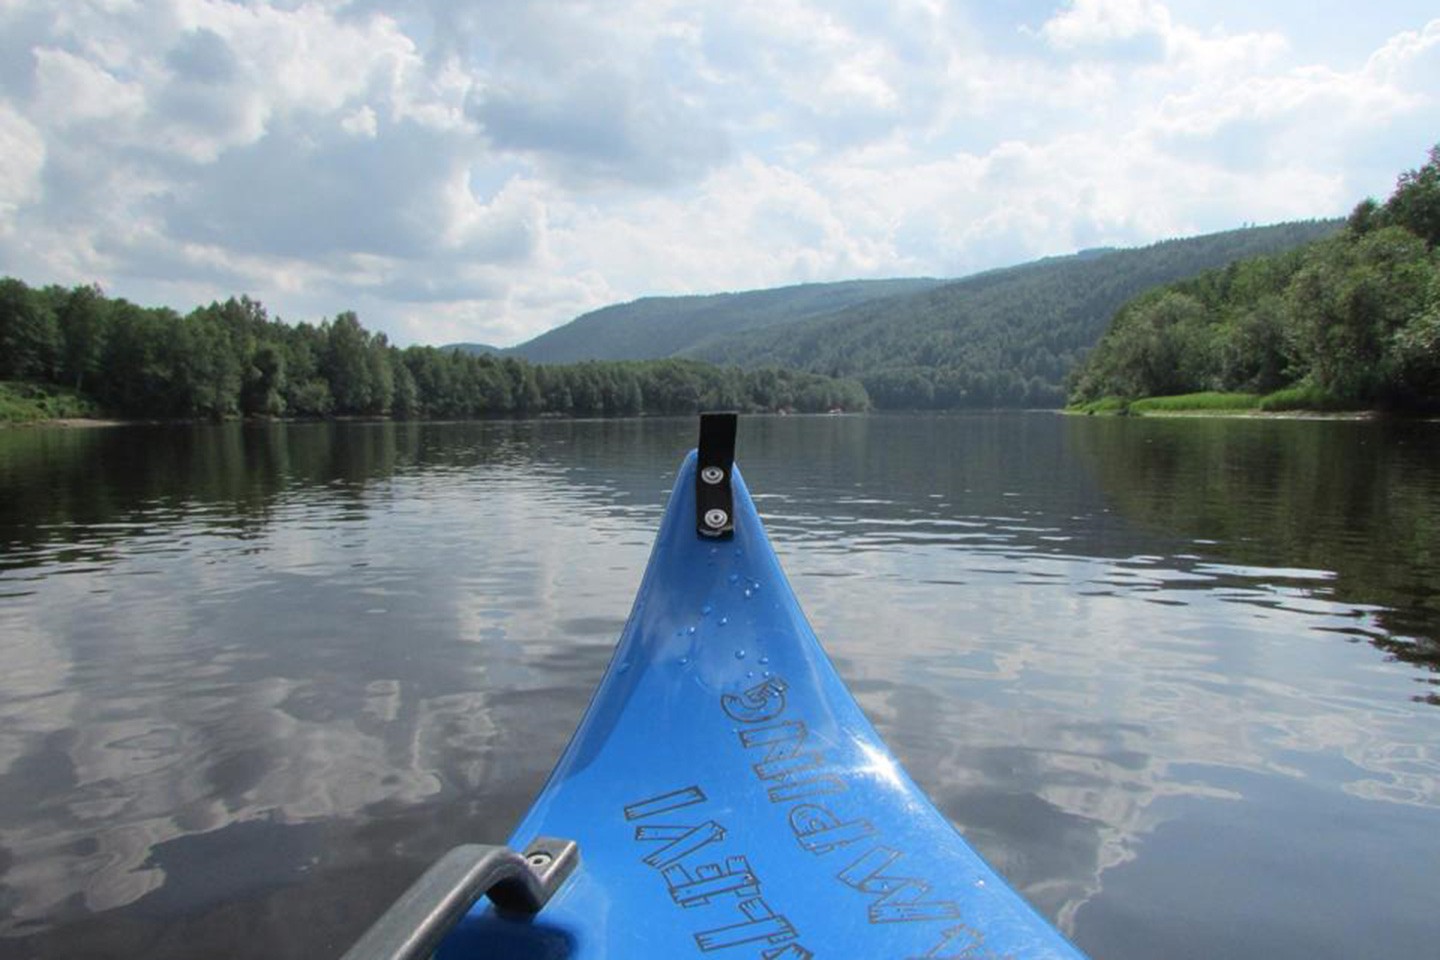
[700,466,725,484]
[527,851,553,869]
[704,508,729,529]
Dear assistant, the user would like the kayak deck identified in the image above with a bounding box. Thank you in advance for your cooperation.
[437,447,1087,959]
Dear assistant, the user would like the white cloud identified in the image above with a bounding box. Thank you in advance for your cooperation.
[0,100,45,216]
[0,1,1436,346]
[32,46,146,126]
[1039,0,1174,54]
[468,66,731,187]
[339,104,378,138]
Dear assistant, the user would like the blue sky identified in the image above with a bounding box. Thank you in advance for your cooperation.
[0,1,1436,347]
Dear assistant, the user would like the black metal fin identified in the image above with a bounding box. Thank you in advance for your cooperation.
[696,412,737,539]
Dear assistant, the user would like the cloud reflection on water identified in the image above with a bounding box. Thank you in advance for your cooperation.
[790,505,1440,937]
[1,416,1438,960]
[0,442,647,938]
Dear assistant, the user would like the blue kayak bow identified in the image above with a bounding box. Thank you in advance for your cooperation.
[347,413,1088,960]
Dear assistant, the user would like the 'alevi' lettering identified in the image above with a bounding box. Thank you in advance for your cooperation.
[838,847,964,923]
[723,674,966,943]
[737,720,845,803]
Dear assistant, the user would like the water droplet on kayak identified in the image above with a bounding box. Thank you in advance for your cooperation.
[617,660,630,674]
[709,546,719,557]
[734,547,743,557]
[734,649,746,659]
[687,626,696,635]
[746,670,754,678]
[762,670,772,678]
[679,656,689,666]
[743,588,753,599]
[728,572,740,584]
[758,656,769,665]
[718,616,728,626]
[701,604,712,616]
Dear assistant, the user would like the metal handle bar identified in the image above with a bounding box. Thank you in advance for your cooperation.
[339,836,580,960]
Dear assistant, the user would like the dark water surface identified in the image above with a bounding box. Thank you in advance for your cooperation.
[1,414,1438,959]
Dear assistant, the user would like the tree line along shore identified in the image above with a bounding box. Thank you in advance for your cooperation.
[0,286,868,424]
[1067,145,1440,416]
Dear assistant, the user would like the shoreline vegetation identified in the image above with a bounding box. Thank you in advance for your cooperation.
[0,376,869,428]
[0,381,100,424]
[0,277,871,425]
[0,394,855,429]
[1064,389,1382,419]
[1067,145,1440,417]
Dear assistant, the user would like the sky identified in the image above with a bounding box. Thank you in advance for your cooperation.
[0,1,1436,348]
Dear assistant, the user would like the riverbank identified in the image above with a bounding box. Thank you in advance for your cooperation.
[1065,389,1384,419]
[0,381,103,424]
[4,417,132,428]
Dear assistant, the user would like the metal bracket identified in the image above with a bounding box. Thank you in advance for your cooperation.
[696,412,737,539]
[339,837,580,960]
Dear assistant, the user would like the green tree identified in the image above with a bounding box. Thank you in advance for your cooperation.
[97,302,172,414]
[1389,268,1440,402]
[281,322,333,416]
[0,278,60,381]
[1285,228,1432,402]
[1384,143,1440,247]
[1218,295,1290,393]
[1094,291,1212,398]
[243,342,288,416]
[1348,198,1381,236]
[57,284,108,392]
[390,349,419,417]
[366,332,395,415]
[505,356,543,415]
[323,312,377,413]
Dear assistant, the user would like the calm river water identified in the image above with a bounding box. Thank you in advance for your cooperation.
[1,413,1438,959]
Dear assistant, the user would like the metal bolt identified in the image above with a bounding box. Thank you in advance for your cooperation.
[700,465,725,485]
[527,851,553,869]
[704,508,729,529]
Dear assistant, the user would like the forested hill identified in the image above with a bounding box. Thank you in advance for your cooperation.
[1070,145,1440,411]
[686,221,1341,408]
[0,282,870,421]
[506,278,949,363]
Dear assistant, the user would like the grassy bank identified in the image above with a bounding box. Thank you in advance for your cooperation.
[1067,386,1363,417]
[1253,383,1354,412]
[0,381,101,423]
[1132,392,1260,413]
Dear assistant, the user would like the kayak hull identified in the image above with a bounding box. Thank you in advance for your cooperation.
[439,452,1086,959]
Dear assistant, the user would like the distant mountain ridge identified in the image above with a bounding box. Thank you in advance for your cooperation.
[502,278,949,363]
[688,221,1343,406]
[449,220,1342,407]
